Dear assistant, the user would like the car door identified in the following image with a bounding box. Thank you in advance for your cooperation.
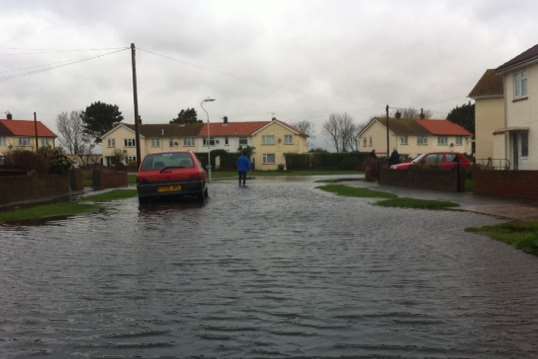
[440,153,457,170]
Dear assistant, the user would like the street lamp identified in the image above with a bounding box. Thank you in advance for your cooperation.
[200,98,216,181]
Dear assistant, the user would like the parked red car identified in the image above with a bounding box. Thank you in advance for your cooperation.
[137,152,208,203]
[390,152,471,171]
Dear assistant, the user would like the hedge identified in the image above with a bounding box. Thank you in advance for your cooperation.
[195,150,241,171]
[284,152,368,170]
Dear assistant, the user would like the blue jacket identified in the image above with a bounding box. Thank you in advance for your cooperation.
[237,155,251,172]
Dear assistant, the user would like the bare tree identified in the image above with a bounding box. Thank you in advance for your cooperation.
[323,113,358,152]
[57,111,90,155]
[293,120,313,138]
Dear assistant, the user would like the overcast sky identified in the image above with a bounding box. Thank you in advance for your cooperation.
[0,0,537,148]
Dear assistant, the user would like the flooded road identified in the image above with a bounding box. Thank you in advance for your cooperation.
[1,179,537,358]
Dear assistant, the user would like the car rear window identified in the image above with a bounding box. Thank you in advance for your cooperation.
[141,153,194,171]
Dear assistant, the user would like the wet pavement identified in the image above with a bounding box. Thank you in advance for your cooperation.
[1,178,538,358]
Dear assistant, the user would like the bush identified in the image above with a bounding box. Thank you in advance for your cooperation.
[5,148,72,175]
[37,147,72,174]
[284,152,369,171]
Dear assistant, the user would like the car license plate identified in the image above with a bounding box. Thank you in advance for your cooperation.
[158,185,182,193]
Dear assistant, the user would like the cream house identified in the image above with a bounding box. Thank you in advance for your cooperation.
[468,69,504,162]
[100,118,308,170]
[0,117,56,155]
[492,44,538,170]
[358,118,472,158]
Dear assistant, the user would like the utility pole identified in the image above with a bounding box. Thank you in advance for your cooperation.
[385,105,389,157]
[33,112,39,152]
[130,43,142,168]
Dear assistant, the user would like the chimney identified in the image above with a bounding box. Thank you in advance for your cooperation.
[419,108,425,119]
[223,116,228,124]
[271,116,277,121]
[6,112,13,120]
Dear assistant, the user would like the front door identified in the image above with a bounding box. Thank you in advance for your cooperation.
[511,131,529,170]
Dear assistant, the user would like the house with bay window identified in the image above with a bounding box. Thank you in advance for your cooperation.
[358,118,472,158]
[100,117,308,170]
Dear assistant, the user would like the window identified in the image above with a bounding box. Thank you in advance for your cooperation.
[18,137,31,146]
[263,153,276,164]
[107,138,116,148]
[417,136,428,145]
[362,137,367,147]
[262,135,275,145]
[151,138,160,148]
[514,71,528,99]
[203,138,219,146]
[124,138,136,147]
[39,138,50,147]
[424,154,442,166]
[0,137,5,146]
[521,132,529,157]
[169,139,179,147]
[437,136,448,146]
[225,137,229,146]
[127,156,137,163]
[369,137,372,146]
[184,137,195,147]
[284,134,293,145]
[455,137,463,146]
[239,137,248,146]
[141,152,194,171]
[399,136,408,145]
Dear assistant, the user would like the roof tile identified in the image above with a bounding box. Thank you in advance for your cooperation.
[0,119,56,138]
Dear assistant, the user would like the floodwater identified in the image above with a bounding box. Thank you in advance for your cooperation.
[1,179,537,358]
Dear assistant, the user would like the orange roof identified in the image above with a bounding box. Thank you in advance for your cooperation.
[0,119,57,138]
[199,121,269,137]
[416,119,472,136]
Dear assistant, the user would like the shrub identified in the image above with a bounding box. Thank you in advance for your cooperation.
[284,152,369,171]
[37,147,72,174]
[5,150,49,173]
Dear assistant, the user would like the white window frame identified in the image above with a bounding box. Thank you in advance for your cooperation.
[184,137,195,147]
[514,71,528,99]
[107,138,116,148]
[437,136,448,146]
[417,136,428,145]
[362,137,367,147]
[19,137,31,146]
[455,136,463,146]
[0,137,5,146]
[369,137,373,147]
[151,138,160,148]
[262,135,275,145]
[263,153,276,164]
[124,138,136,147]
[239,137,248,146]
[284,134,293,145]
[399,136,408,145]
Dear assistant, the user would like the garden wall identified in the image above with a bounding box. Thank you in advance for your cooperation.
[473,168,538,201]
[0,174,70,206]
[379,167,465,192]
[92,169,128,190]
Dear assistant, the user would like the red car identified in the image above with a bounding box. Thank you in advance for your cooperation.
[137,151,208,203]
[390,152,471,171]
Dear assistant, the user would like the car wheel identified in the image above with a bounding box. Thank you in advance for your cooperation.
[138,196,150,205]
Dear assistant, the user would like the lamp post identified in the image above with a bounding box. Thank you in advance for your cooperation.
[201,98,216,181]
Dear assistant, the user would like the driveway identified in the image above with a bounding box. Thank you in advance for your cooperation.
[1,178,537,358]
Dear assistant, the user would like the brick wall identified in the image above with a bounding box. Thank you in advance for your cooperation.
[473,168,538,201]
[0,174,70,206]
[379,167,465,192]
[92,169,128,190]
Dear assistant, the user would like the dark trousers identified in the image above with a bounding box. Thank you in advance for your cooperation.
[238,171,247,186]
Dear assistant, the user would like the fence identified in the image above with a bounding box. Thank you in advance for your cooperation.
[473,167,538,201]
[0,174,70,207]
[92,168,128,190]
[379,166,466,192]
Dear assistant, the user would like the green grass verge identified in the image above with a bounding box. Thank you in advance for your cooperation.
[128,174,137,185]
[0,202,99,224]
[466,222,538,256]
[376,197,459,210]
[317,184,396,198]
[83,189,138,202]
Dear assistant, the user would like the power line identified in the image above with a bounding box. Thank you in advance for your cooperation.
[0,47,129,82]
[0,46,128,55]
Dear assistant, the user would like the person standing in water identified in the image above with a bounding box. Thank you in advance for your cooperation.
[237,151,251,187]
